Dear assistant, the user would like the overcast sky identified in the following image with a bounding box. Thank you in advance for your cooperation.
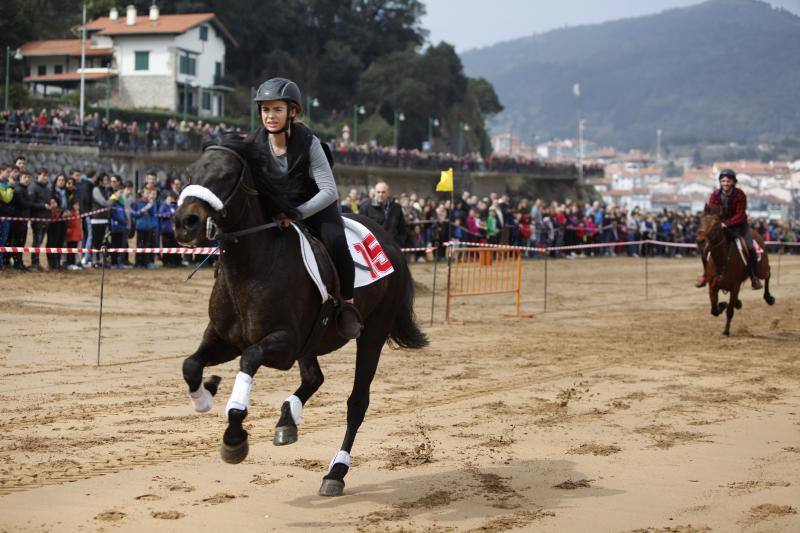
[421,0,800,52]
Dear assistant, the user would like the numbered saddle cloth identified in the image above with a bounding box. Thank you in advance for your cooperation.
[292,217,395,303]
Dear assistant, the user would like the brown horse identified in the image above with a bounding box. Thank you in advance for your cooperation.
[697,205,775,336]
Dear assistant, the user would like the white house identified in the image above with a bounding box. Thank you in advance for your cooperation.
[20,5,237,118]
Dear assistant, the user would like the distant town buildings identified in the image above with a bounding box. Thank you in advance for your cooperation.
[19,5,237,117]
[489,133,798,220]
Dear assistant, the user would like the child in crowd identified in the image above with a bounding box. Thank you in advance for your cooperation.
[157,191,179,267]
[109,193,129,269]
[132,188,159,268]
[65,199,83,270]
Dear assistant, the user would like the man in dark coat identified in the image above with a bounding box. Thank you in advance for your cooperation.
[359,181,406,245]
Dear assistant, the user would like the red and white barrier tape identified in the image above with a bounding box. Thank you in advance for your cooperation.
[0,240,797,256]
[0,207,111,223]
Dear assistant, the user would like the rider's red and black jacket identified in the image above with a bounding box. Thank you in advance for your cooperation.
[709,187,747,227]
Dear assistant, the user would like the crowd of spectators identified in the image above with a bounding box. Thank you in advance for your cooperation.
[1,154,798,272]
[342,187,800,262]
[1,107,602,177]
[0,155,196,272]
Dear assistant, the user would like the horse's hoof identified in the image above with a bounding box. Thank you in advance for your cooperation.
[273,425,298,446]
[318,478,345,497]
[766,296,775,306]
[220,439,249,464]
[735,300,742,310]
[722,330,730,337]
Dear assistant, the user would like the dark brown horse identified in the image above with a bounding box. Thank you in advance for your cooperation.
[697,204,775,336]
[173,137,428,496]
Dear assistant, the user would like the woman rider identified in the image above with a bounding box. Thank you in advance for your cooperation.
[252,77,362,339]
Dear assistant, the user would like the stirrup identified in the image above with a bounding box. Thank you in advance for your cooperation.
[695,275,706,288]
[750,276,762,290]
[336,301,363,340]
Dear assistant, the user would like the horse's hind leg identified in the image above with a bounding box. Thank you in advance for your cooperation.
[182,327,240,413]
[763,276,776,305]
[274,356,325,446]
[319,328,387,497]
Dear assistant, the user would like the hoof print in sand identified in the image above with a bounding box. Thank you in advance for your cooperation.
[94,510,126,522]
[151,510,184,520]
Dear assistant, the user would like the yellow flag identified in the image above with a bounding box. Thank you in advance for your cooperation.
[436,168,454,192]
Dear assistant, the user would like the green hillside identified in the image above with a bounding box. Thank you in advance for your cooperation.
[461,0,800,149]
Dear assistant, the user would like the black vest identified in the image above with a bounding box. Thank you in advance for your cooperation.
[254,124,319,207]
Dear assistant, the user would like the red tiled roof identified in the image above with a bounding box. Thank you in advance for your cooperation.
[24,72,115,82]
[85,13,238,46]
[20,40,112,57]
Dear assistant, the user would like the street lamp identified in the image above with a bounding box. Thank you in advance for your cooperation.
[4,46,23,111]
[458,122,470,157]
[305,96,320,128]
[427,116,439,151]
[393,110,405,149]
[578,118,586,183]
[352,105,365,145]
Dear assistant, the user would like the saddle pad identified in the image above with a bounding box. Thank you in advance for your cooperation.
[292,217,394,303]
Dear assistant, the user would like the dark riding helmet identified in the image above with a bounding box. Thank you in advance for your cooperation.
[718,168,737,182]
[254,77,302,113]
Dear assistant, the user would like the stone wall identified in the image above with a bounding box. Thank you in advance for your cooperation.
[115,75,176,112]
[0,143,595,201]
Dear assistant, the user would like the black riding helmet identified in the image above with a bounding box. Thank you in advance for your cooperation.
[718,168,737,183]
[254,77,302,134]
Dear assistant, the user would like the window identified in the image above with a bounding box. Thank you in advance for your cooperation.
[54,65,63,74]
[202,91,211,110]
[179,53,196,76]
[200,25,208,41]
[37,65,46,76]
[134,51,149,71]
[215,62,222,78]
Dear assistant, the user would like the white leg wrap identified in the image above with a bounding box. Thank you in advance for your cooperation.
[189,385,213,413]
[328,450,351,473]
[286,395,303,425]
[225,372,253,419]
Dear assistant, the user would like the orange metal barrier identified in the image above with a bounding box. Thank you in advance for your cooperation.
[445,246,529,322]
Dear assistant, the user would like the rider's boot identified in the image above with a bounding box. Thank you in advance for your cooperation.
[337,299,363,339]
[748,254,762,290]
[695,274,707,288]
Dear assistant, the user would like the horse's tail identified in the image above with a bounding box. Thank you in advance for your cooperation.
[389,257,429,350]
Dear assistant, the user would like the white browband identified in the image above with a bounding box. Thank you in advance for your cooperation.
[178,184,225,212]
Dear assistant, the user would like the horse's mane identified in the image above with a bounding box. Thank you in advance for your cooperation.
[202,134,300,219]
[703,203,722,218]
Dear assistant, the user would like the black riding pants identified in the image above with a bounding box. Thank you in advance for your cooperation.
[303,202,355,301]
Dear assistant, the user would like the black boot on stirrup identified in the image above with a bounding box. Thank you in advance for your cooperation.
[337,301,363,339]
[748,257,762,290]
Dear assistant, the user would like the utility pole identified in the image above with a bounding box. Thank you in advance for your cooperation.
[574,82,584,185]
[79,2,87,126]
[353,105,365,145]
[393,110,405,149]
[656,128,663,163]
[427,116,439,151]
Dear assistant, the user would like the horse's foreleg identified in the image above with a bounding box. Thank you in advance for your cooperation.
[220,331,294,465]
[319,330,386,497]
[709,286,725,316]
[274,356,324,446]
[723,288,737,336]
[182,327,239,413]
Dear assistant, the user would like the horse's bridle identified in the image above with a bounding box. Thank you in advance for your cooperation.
[181,145,278,242]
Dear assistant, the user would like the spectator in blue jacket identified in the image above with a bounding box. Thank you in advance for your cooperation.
[132,188,159,268]
[108,193,129,268]
[157,191,179,267]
